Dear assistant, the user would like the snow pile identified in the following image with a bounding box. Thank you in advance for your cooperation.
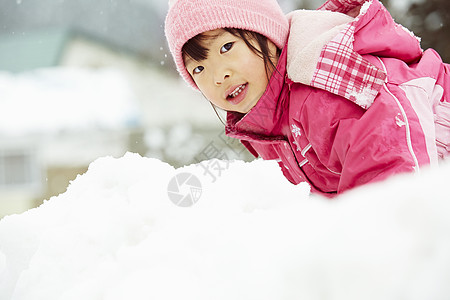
[1,153,450,300]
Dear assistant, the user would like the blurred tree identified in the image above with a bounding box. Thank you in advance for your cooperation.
[408,0,450,63]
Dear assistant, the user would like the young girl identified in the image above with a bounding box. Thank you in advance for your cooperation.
[165,0,450,196]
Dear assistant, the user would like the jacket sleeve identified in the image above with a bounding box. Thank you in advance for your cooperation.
[299,87,418,193]
[333,111,418,193]
[350,0,423,64]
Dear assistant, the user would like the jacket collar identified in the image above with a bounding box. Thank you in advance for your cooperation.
[225,45,289,139]
[285,5,386,109]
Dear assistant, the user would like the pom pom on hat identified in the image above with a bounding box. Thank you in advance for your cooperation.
[164,0,289,89]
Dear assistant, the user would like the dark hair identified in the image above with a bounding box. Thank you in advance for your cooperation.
[182,28,281,124]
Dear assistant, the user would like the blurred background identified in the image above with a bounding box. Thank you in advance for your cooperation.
[0,0,448,217]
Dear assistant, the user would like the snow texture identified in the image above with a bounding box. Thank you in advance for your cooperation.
[349,86,376,109]
[1,153,450,300]
[359,0,372,17]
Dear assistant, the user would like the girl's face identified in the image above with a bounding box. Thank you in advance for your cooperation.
[184,29,279,114]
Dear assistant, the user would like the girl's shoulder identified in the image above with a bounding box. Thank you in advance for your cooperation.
[286,0,422,110]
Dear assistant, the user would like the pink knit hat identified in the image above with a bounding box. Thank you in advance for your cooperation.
[164,0,289,89]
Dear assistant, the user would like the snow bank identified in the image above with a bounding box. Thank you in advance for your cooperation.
[1,153,450,300]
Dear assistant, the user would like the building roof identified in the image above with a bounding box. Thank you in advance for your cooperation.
[0,28,71,73]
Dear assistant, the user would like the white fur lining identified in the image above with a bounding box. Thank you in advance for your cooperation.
[286,10,354,85]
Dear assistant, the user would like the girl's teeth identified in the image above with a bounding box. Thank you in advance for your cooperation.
[230,84,245,98]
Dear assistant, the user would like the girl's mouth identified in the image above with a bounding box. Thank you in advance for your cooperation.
[226,83,248,105]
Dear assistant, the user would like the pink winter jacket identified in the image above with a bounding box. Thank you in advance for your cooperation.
[225,0,450,196]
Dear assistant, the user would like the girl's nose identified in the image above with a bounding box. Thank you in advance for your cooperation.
[214,72,230,85]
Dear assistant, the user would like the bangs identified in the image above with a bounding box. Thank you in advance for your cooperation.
[182,34,210,62]
[182,31,223,63]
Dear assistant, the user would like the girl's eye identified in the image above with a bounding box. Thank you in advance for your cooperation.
[220,42,234,54]
[193,66,204,75]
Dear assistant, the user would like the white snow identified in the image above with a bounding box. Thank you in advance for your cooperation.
[349,86,376,109]
[1,152,450,299]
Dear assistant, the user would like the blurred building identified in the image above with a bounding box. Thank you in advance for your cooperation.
[0,26,252,217]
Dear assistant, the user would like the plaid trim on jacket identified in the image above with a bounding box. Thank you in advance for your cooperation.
[307,0,388,109]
